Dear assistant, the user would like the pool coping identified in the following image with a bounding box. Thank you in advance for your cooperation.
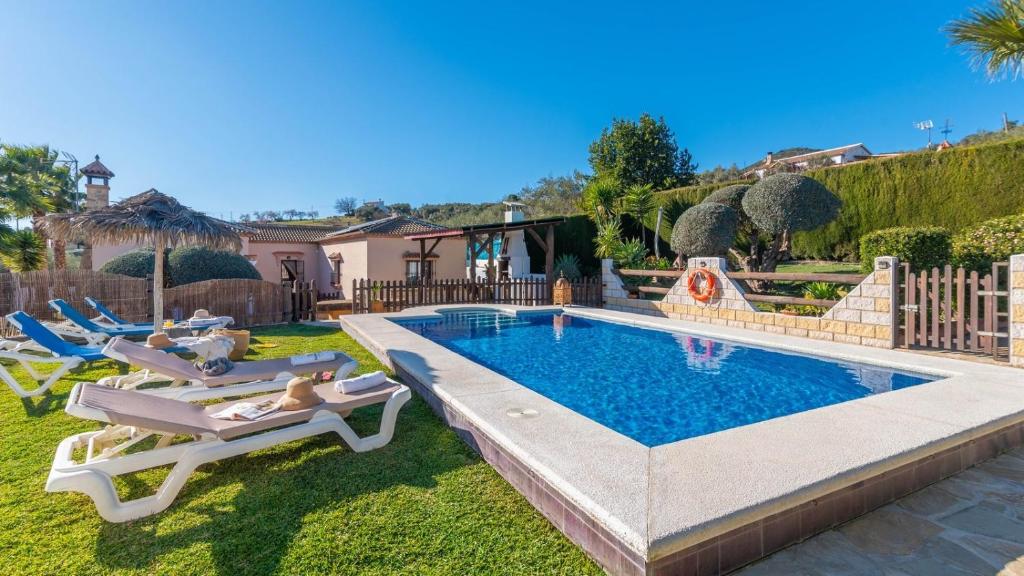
[341,305,1024,575]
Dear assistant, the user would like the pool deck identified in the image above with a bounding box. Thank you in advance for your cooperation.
[341,305,1024,575]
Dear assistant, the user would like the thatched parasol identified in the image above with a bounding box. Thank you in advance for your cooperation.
[47,189,242,333]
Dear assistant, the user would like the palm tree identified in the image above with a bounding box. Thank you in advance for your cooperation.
[0,144,78,268]
[946,0,1024,79]
[621,183,656,245]
[581,177,620,220]
[47,189,242,333]
[0,229,46,271]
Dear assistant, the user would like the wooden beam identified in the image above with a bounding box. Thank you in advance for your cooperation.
[544,225,555,287]
[617,269,686,278]
[525,227,547,253]
[637,286,671,295]
[468,233,477,280]
[424,237,443,259]
[486,232,495,281]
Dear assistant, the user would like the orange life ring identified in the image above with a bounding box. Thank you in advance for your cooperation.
[687,268,717,303]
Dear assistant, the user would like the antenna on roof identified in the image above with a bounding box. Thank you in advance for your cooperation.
[914,120,934,149]
[940,119,954,141]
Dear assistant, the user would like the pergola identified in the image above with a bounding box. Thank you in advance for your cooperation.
[404,216,566,285]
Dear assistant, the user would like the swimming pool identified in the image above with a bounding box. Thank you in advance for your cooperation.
[394,310,937,446]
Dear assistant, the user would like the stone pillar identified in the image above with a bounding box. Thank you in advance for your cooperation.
[821,256,898,348]
[601,258,628,302]
[1010,254,1024,367]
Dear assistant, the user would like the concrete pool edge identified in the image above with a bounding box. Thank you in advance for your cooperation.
[341,305,1024,575]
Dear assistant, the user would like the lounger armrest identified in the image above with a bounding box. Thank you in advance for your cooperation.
[65,382,112,424]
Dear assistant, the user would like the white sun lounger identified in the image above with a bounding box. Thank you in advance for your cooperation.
[98,337,357,401]
[48,379,410,522]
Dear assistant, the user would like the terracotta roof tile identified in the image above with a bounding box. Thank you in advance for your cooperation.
[321,215,450,240]
[81,155,115,178]
[240,223,340,243]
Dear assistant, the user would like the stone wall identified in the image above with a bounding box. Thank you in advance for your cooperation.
[601,256,899,349]
[1011,255,1024,367]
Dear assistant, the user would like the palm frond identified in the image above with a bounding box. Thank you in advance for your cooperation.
[946,0,1024,79]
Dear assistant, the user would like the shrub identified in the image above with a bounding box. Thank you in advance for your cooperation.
[99,249,169,280]
[168,246,261,285]
[553,253,581,280]
[742,173,841,235]
[794,139,1024,259]
[670,203,738,258]
[858,226,952,273]
[952,214,1024,272]
[701,184,750,212]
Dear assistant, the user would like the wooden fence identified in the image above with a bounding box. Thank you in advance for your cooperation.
[352,276,602,314]
[616,268,867,308]
[0,269,318,337]
[900,263,1008,359]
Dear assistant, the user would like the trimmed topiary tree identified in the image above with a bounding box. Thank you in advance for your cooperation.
[740,173,841,272]
[671,203,738,259]
[859,226,952,273]
[952,214,1024,272]
[168,246,261,286]
[701,184,749,213]
[99,249,170,282]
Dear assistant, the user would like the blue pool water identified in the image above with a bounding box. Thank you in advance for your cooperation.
[394,310,938,446]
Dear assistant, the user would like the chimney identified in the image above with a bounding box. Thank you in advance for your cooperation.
[81,155,114,210]
[503,201,525,224]
[78,155,114,270]
[765,151,773,165]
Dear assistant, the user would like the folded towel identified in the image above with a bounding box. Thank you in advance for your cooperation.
[290,351,335,366]
[188,316,233,328]
[335,371,387,394]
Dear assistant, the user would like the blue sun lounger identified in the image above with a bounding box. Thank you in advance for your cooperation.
[0,311,109,397]
[48,299,152,338]
[84,297,151,327]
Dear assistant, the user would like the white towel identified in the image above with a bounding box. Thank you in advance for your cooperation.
[290,351,335,366]
[335,371,387,394]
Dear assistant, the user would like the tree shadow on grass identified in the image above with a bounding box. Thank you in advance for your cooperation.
[91,395,476,575]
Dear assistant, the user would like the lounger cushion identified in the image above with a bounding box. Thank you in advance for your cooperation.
[77,380,401,440]
[105,338,350,386]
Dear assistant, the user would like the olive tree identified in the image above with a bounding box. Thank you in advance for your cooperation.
[740,173,840,272]
[670,203,738,261]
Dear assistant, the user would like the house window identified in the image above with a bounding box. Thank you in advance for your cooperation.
[331,259,342,286]
[280,258,304,285]
[405,260,433,283]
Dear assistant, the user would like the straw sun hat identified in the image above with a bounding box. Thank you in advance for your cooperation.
[276,377,324,411]
[191,309,212,320]
[146,333,175,349]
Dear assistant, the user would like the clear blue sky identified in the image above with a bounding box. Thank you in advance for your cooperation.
[1,1,1020,219]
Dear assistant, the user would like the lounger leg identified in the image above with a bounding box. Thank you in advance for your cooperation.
[0,356,80,397]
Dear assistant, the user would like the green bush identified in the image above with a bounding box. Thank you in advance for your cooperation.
[652,179,755,247]
[952,214,1024,272]
[670,203,738,257]
[858,226,952,273]
[99,249,169,280]
[793,139,1024,260]
[99,246,259,286]
[168,246,261,285]
[742,173,841,235]
[701,184,750,212]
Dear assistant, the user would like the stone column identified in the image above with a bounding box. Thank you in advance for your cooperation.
[821,256,898,348]
[1010,254,1024,367]
[601,258,628,302]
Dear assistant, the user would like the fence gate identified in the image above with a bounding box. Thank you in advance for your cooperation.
[899,262,1008,360]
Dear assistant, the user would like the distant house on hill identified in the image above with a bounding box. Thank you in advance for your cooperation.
[742,143,897,178]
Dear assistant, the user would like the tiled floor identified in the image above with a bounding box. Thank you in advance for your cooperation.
[739,447,1024,575]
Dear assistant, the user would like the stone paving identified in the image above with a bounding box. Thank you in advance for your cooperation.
[740,447,1024,575]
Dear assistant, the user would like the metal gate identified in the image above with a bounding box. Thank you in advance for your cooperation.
[899,262,1008,360]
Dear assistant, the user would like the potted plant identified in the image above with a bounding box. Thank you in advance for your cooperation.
[370,282,385,313]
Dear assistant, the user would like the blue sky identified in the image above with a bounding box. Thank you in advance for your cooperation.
[1,1,1020,219]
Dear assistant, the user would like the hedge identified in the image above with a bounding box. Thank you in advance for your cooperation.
[952,214,1024,272]
[99,249,170,282]
[858,226,952,273]
[793,138,1024,260]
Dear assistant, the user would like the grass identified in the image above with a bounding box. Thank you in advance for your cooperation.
[0,324,602,575]
[775,260,862,274]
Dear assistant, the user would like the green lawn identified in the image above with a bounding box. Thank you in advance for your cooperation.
[775,261,862,274]
[0,325,602,575]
